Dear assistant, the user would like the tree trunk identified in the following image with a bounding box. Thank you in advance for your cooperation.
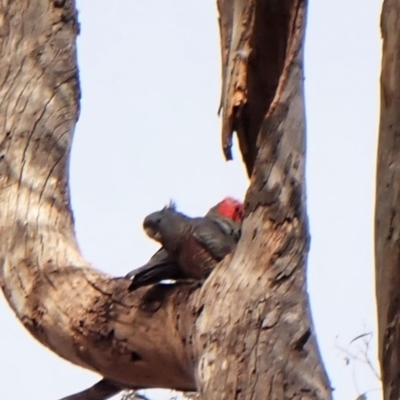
[376,1,400,399]
[0,0,331,399]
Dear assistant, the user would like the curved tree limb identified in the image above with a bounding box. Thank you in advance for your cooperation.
[0,0,331,399]
[0,0,196,392]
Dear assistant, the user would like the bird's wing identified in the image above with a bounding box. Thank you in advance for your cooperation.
[192,218,237,261]
[128,262,183,291]
[210,216,241,241]
[127,247,185,291]
[125,248,171,279]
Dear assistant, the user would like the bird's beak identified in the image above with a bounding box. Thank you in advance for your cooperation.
[144,226,162,242]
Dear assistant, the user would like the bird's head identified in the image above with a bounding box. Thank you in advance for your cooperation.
[214,197,244,223]
[143,201,188,250]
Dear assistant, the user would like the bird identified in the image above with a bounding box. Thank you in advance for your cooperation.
[127,197,243,291]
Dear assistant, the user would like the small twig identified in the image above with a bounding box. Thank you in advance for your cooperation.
[58,378,121,400]
[335,332,382,399]
[361,336,381,381]
[350,332,372,345]
[350,332,381,381]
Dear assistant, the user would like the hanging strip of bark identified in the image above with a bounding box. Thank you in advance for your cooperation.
[376,1,400,399]
[218,0,292,175]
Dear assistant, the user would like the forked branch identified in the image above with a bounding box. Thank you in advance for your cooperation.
[0,1,331,399]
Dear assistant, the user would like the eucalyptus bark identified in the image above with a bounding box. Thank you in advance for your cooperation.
[376,1,400,399]
[0,1,331,399]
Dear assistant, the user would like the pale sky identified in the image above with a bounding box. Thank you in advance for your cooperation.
[0,1,383,399]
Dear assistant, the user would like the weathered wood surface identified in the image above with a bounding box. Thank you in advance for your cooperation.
[0,0,331,399]
[376,1,400,399]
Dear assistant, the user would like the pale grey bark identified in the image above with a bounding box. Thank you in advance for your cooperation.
[195,0,331,398]
[0,0,195,392]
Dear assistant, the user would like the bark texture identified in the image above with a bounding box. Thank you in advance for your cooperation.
[194,0,331,398]
[376,1,400,399]
[0,0,331,399]
[218,0,291,175]
[0,0,195,392]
